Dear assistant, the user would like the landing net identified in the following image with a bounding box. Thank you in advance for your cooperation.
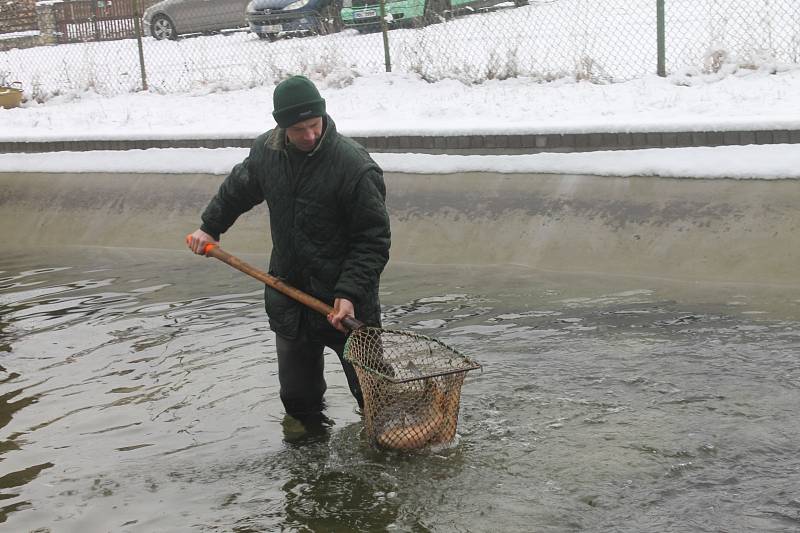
[344,327,481,451]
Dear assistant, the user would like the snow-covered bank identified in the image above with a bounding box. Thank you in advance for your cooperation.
[3,70,800,143]
[2,143,800,179]
[3,37,800,181]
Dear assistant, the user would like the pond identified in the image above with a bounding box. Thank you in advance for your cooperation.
[2,245,799,532]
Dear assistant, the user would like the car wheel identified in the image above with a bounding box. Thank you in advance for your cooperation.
[317,8,343,35]
[151,15,177,40]
[316,19,342,35]
[423,0,451,26]
[256,32,278,42]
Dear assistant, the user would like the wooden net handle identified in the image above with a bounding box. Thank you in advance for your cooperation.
[201,243,364,331]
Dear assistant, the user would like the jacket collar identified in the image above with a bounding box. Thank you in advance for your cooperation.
[267,114,335,157]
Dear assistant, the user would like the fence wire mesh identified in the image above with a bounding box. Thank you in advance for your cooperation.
[1,0,798,101]
[665,0,800,75]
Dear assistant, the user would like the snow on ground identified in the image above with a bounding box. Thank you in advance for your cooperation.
[2,144,800,179]
[4,70,800,141]
[2,68,800,178]
[3,0,800,181]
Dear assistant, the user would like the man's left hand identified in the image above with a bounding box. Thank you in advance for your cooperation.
[328,298,355,333]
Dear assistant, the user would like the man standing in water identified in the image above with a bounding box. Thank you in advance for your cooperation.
[187,75,391,428]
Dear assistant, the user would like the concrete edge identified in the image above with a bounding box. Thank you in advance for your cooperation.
[3,129,800,154]
[3,171,799,289]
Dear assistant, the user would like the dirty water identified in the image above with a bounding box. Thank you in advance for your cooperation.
[1,246,799,532]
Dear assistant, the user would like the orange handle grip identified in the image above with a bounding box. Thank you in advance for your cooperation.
[185,234,218,257]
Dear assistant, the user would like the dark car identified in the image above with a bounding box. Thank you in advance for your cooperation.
[143,0,250,40]
[245,0,341,41]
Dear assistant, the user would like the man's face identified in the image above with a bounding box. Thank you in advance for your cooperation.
[286,116,323,152]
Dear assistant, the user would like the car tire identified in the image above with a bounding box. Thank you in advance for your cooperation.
[151,14,177,40]
[317,6,343,35]
[423,0,451,26]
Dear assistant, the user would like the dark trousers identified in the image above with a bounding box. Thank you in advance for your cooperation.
[276,329,364,421]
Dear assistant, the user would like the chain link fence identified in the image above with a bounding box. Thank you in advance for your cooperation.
[1,0,798,101]
[664,0,800,76]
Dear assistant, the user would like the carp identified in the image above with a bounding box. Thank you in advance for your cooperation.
[376,380,456,451]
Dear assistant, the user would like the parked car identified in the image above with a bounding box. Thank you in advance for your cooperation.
[143,0,250,40]
[245,0,341,41]
[339,0,526,32]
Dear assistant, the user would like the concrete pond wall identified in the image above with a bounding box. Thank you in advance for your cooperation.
[2,170,798,287]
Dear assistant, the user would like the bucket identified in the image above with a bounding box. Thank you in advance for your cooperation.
[0,82,23,109]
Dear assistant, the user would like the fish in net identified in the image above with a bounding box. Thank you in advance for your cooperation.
[344,327,480,451]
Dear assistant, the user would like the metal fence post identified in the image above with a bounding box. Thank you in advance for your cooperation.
[656,0,665,76]
[379,0,391,72]
[133,0,148,91]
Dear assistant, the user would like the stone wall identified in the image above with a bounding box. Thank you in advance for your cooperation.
[0,0,37,34]
[0,2,56,51]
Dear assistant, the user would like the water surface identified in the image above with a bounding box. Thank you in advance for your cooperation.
[1,246,799,532]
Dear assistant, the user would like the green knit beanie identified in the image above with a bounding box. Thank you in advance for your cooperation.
[272,76,326,128]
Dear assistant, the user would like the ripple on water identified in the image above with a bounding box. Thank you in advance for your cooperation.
[1,249,800,532]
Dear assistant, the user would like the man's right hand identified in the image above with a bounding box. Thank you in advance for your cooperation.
[186,229,218,255]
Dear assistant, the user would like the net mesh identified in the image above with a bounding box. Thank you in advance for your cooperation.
[344,327,480,451]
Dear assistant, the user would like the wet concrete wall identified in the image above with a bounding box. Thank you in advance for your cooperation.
[2,171,798,286]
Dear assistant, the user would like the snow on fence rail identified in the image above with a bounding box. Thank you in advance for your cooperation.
[0,0,798,101]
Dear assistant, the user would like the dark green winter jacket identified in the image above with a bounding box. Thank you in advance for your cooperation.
[200,115,391,343]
